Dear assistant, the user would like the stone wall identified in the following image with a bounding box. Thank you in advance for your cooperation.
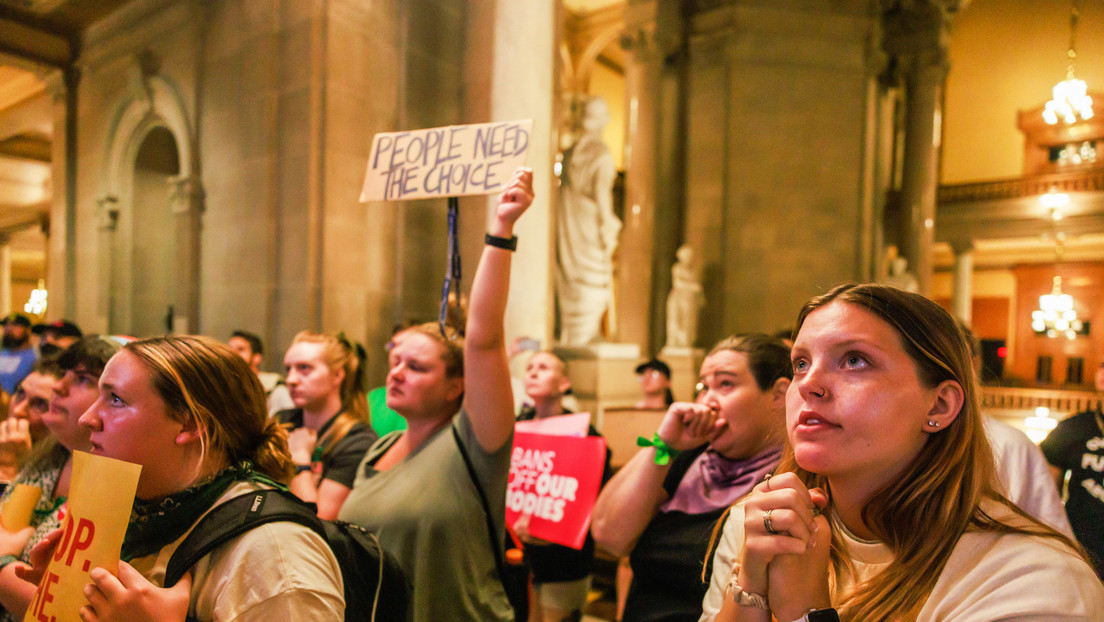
[65,0,507,384]
[681,0,877,343]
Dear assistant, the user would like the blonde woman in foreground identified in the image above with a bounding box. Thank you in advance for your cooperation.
[701,283,1104,622]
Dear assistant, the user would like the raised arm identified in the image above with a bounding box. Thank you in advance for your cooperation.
[463,168,534,453]
[590,445,672,556]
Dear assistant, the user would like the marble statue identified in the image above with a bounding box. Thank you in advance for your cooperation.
[556,96,621,346]
[665,244,705,349]
[883,255,919,293]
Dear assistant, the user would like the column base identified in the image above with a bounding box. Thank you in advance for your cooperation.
[554,342,643,418]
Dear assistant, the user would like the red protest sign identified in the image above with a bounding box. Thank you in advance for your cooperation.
[506,431,606,550]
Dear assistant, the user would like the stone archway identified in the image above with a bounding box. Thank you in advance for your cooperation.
[98,62,202,335]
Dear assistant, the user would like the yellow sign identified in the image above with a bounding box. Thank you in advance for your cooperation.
[24,451,141,622]
[359,119,533,202]
[1,484,42,531]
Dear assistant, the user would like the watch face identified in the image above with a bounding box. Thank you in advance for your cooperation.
[807,609,840,622]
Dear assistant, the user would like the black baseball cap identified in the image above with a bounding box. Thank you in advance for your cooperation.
[1,313,32,328]
[634,358,671,378]
[33,319,82,338]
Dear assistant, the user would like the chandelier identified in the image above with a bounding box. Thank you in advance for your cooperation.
[1043,0,1093,126]
[1031,242,1082,340]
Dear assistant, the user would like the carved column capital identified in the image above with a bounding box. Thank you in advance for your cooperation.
[949,238,975,256]
[96,195,119,232]
[882,0,953,68]
[169,176,205,215]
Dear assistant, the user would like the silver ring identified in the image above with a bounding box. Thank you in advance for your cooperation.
[762,473,772,491]
[763,509,778,535]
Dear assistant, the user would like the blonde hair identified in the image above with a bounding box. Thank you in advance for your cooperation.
[783,284,1080,620]
[125,335,294,483]
[289,331,369,457]
[400,323,465,380]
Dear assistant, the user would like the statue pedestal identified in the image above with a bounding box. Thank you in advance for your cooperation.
[660,346,706,403]
[554,342,642,420]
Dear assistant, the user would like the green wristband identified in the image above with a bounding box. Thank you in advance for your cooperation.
[636,433,681,465]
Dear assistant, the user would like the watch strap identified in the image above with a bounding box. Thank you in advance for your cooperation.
[484,233,518,251]
[789,608,840,622]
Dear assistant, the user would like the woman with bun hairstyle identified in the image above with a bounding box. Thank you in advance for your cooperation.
[592,333,792,622]
[339,167,534,622]
[277,331,376,519]
[69,335,343,621]
[701,284,1104,622]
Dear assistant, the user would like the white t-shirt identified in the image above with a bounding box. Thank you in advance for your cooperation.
[257,371,295,416]
[702,501,1104,622]
[129,481,345,621]
[984,417,1073,537]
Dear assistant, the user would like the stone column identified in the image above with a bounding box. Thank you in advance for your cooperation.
[0,234,11,314]
[883,3,950,297]
[490,0,557,347]
[951,239,974,324]
[43,69,76,319]
[617,0,681,352]
[169,176,204,334]
[95,196,119,329]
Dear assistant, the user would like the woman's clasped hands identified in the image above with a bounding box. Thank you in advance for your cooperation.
[736,472,831,621]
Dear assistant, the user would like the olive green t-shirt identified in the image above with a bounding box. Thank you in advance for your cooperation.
[339,409,514,622]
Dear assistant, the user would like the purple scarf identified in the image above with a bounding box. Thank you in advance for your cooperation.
[660,445,781,515]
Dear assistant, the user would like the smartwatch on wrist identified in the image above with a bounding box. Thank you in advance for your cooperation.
[790,608,840,622]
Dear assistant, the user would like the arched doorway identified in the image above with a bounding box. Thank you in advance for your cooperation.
[99,69,201,338]
[121,126,179,336]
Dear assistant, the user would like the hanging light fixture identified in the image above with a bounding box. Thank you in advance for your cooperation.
[1041,186,1069,220]
[1031,240,1082,340]
[1025,407,1059,444]
[1043,0,1094,125]
[23,279,47,316]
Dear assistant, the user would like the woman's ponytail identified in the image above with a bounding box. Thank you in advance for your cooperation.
[253,417,296,483]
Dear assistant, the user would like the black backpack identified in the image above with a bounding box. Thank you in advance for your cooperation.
[165,488,409,622]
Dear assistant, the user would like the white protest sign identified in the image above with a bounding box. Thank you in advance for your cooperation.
[359,119,533,202]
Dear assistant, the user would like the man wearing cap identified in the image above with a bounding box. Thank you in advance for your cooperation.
[635,358,674,410]
[33,319,82,357]
[0,314,37,396]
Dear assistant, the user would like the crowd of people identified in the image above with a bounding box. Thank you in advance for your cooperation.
[0,167,1099,621]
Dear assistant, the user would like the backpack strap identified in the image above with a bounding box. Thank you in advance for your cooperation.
[451,426,508,581]
[164,489,325,588]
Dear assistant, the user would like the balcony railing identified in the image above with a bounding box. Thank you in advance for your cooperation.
[939,170,1104,204]
[981,385,1100,418]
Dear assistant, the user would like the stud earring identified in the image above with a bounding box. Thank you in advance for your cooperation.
[927,419,941,428]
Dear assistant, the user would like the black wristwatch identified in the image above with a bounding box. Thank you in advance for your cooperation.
[794,608,840,622]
